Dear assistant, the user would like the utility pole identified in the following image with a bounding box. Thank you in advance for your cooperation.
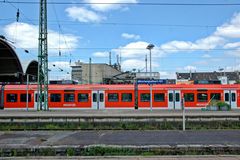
[37,0,48,111]
[89,58,92,84]
[145,54,147,72]
[109,52,111,66]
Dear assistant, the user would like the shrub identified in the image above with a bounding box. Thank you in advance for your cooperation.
[216,101,231,111]
[207,100,231,111]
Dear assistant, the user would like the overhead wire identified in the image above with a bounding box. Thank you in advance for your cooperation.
[1,1,240,6]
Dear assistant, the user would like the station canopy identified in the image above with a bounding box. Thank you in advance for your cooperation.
[0,37,38,83]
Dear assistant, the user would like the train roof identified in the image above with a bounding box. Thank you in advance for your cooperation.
[3,84,240,90]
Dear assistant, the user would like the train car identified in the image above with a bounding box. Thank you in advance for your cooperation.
[1,84,240,110]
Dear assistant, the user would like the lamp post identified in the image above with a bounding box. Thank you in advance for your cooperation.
[146,44,155,111]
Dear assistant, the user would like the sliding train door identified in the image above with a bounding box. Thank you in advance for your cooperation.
[34,91,44,110]
[224,90,237,109]
[168,90,181,109]
[92,90,105,109]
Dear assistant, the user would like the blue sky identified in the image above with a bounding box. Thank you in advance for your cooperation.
[0,0,240,80]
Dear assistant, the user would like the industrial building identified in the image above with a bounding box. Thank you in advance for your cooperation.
[71,60,161,84]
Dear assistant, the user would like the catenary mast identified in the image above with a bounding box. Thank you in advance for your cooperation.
[37,0,48,111]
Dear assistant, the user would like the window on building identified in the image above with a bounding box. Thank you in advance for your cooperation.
[169,93,173,102]
[225,93,229,101]
[108,93,118,102]
[78,93,88,102]
[197,93,208,102]
[64,93,75,102]
[50,94,61,102]
[154,93,165,102]
[141,93,150,102]
[20,94,31,102]
[184,93,194,102]
[210,93,221,101]
[7,94,17,102]
[122,93,132,102]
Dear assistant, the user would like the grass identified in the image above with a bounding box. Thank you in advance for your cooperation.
[0,145,240,157]
[0,121,239,131]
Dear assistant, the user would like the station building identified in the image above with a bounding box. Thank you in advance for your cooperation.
[0,36,38,83]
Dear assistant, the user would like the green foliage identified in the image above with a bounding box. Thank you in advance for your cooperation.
[207,100,231,111]
[66,148,75,156]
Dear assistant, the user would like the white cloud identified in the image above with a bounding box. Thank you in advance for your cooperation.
[159,35,225,53]
[184,65,197,71]
[49,61,71,80]
[225,50,240,57]
[113,41,164,58]
[215,13,240,38]
[121,59,145,71]
[3,22,79,54]
[159,71,176,79]
[84,0,138,12]
[65,7,106,23]
[158,13,240,54]
[93,51,109,57]
[121,33,140,40]
[202,54,211,58]
[224,42,240,49]
[121,58,159,71]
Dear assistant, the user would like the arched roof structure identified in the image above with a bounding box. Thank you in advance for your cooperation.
[0,37,38,83]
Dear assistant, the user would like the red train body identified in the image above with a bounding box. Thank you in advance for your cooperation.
[1,84,240,110]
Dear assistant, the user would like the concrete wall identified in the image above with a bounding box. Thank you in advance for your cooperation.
[71,62,122,84]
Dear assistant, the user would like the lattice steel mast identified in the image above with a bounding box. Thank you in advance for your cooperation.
[37,0,48,111]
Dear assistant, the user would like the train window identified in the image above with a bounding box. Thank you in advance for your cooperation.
[232,93,236,102]
[197,93,208,102]
[168,93,173,102]
[175,93,180,102]
[122,93,132,102]
[154,93,164,102]
[184,93,194,102]
[93,93,97,102]
[210,93,221,101]
[7,94,17,102]
[225,93,229,101]
[141,93,150,102]
[108,93,118,102]
[64,93,75,102]
[50,94,61,102]
[20,94,31,102]
[100,93,104,102]
[78,93,88,102]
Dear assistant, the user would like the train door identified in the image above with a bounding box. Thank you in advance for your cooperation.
[34,91,44,110]
[92,90,105,109]
[168,90,181,109]
[224,90,237,109]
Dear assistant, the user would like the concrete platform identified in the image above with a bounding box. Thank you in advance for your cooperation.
[0,130,240,156]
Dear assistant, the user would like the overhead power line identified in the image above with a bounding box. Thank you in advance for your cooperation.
[1,1,240,6]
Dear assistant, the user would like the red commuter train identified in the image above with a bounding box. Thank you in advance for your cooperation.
[0,84,240,110]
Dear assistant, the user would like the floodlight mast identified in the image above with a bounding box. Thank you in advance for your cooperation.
[146,44,155,111]
[37,0,48,111]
